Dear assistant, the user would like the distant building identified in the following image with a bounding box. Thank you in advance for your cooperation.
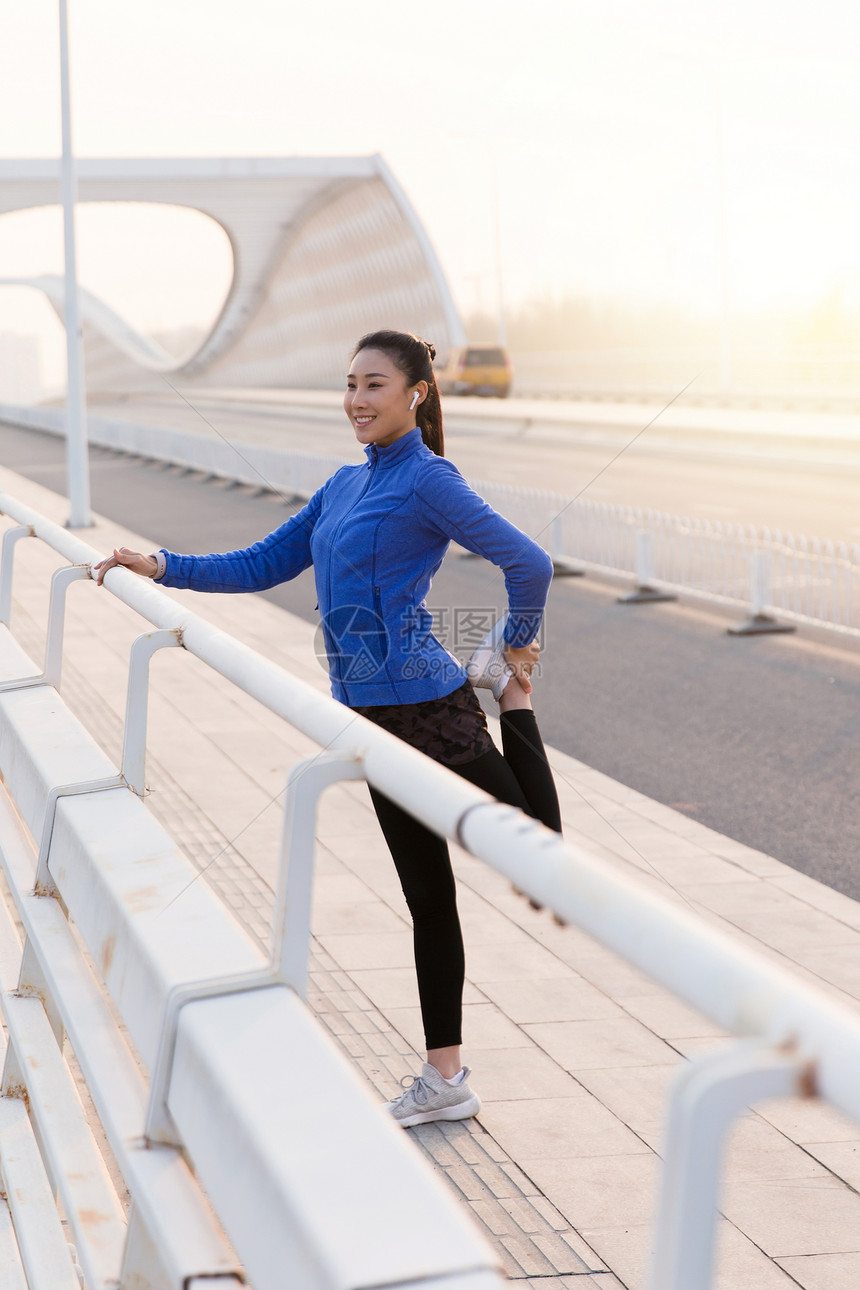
[0,332,43,404]
[0,156,465,396]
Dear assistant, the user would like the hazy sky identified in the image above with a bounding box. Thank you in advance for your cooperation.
[2,0,860,385]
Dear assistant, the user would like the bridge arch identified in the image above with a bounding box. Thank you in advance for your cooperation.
[0,156,464,394]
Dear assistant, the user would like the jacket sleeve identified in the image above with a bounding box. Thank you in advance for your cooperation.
[415,458,553,648]
[157,481,327,593]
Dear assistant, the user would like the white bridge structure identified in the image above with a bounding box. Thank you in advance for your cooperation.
[1,469,860,1287]
[0,156,465,394]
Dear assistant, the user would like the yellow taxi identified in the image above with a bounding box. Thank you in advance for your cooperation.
[436,343,513,398]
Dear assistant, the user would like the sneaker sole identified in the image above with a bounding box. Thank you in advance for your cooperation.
[393,1093,482,1129]
[465,615,510,694]
[466,651,513,696]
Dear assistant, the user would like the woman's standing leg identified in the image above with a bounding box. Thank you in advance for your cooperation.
[363,681,560,1125]
[366,786,465,1056]
[369,683,559,1052]
[367,786,484,1126]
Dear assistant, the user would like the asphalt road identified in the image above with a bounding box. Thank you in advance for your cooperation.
[3,420,860,899]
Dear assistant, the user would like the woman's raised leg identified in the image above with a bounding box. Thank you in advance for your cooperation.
[455,681,562,833]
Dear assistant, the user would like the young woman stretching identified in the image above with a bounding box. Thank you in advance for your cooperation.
[94,329,561,1127]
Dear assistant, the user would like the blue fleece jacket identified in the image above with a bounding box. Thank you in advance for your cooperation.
[158,427,553,705]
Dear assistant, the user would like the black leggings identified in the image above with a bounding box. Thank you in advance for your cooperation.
[368,709,562,1050]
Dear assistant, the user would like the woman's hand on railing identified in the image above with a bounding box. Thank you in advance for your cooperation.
[93,548,158,587]
[504,638,540,695]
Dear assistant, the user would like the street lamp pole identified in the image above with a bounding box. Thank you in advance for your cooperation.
[58,0,92,528]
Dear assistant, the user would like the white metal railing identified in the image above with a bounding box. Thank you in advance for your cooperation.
[0,500,504,1290]
[3,400,855,639]
[1,492,860,1289]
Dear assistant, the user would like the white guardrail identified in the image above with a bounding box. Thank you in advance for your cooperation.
[482,486,860,639]
[3,400,859,640]
[0,497,504,1290]
[0,464,859,1287]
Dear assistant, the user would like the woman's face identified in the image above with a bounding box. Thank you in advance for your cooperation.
[345,348,424,449]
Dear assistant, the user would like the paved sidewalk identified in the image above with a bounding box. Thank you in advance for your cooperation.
[3,462,860,1289]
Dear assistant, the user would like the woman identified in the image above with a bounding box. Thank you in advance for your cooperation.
[95,329,561,1128]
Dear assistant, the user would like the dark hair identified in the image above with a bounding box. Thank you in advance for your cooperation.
[352,329,444,457]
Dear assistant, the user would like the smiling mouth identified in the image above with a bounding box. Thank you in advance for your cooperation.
[354,416,375,427]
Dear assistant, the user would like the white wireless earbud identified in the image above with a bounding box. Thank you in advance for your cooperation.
[409,391,420,411]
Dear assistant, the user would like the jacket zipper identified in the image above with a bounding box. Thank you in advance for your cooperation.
[327,448,379,675]
[373,585,393,685]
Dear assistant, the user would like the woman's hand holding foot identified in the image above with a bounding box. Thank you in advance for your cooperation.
[499,639,540,709]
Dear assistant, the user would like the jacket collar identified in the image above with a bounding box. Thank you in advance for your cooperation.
[363,426,424,469]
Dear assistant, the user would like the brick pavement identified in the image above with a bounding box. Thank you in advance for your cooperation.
[3,461,860,1289]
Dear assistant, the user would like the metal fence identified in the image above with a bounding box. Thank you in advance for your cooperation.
[453,480,860,640]
[2,482,860,1288]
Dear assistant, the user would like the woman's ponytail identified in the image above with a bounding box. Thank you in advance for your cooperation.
[416,366,444,457]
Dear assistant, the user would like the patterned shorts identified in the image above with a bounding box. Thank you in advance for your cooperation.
[351,680,495,766]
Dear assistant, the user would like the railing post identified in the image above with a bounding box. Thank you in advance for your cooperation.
[272,750,366,996]
[16,939,65,1048]
[121,628,184,796]
[43,565,91,688]
[548,512,584,578]
[649,1040,809,1290]
[34,777,125,894]
[618,529,677,603]
[143,750,366,1149]
[728,549,796,635]
[0,524,34,627]
[0,563,91,694]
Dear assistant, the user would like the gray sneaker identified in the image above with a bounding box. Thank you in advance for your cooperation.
[465,614,514,702]
[385,1063,481,1128]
